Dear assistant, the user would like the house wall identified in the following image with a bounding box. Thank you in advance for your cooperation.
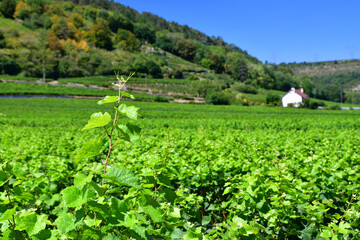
[282,91,303,107]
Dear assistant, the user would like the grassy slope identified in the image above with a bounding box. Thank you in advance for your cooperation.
[0,17,32,32]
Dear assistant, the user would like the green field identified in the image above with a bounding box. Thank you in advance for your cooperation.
[0,98,359,239]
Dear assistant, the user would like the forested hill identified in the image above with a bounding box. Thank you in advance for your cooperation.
[283,60,360,91]
[0,0,345,103]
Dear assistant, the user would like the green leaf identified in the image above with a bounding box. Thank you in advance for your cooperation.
[74,139,104,164]
[157,175,173,188]
[84,215,102,227]
[15,214,47,236]
[61,185,88,208]
[171,228,186,239]
[140,194,163,223]
[90,181,104,197]
[105,166,141,189]
[53,213,75,234]
[160,188,177,203]
[98,96,119,105]
[202,216,211,225]
[130,225,147,240]
[338,221,351,234]
[121,91,135,99]
[0,170,9,187]
[82,112,111,131]
[74,173,93,187]
[117,123,141,143]
[32,229,52,240]
[0,207,16,221]
[117,104,139,120]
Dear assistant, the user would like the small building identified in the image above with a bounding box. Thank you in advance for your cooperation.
[282,87,309,107]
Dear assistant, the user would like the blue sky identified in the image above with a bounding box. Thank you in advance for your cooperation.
[116,0,360,64]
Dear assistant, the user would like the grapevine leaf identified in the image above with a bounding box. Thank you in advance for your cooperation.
[117,123,141,143]
[117,104,139,120]
[171,228,186,239]
[338,221,351,234]
[159,188,177,203]
[74,139,104,164]
[103,234,120,240]
[32,229,52,240]
[74,173,93,187]
[105,166,141,189]
[157,175,173,189]
[84,215,102,227]
[130,225,147,240]
[15,214,47,236]
[53,213,75,234]
[121,91,135,99]
[82,112,111,131]
[98,96,119,105]
[61,185,88,208]
[0,207,16,221]
[90,181,104,197]
[0,170,9,187]
[140,194,163,223]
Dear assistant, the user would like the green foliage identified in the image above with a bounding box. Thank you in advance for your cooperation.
[205,90,231,105]
[301,98,319,109]
[2,97,360,238]
[114,28,140,52]
[266,93,281,105]
[153,95,170,102]
[133,23,156,43]
[86,23,113,50]
[174,39,197,61]
[233,83,258,94]
[0,0,16,18]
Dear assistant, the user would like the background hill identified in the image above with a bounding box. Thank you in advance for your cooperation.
[0,0,349,105]
[284,60,360,104]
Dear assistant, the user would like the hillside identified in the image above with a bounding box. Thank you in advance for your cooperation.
[0,0,345,104]
[284,60,360,91]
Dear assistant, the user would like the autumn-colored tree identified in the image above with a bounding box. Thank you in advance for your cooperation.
[69,12,84,29]
[85,23,112,50]
[48,31,63,52]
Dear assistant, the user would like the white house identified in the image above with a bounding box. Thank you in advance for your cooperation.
[282,87,309,107]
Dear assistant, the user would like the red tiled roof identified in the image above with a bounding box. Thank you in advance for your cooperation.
[294,89,309,99]
[282,88,309,99]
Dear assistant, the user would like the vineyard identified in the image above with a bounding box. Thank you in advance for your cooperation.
[0,97,359,239]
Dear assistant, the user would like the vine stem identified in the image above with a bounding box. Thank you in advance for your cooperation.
[101,75,125,185]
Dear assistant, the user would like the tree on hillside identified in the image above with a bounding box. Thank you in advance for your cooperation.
[232,60,248,82]
[174,39,197,61]
[209,54,225,73]
[108,14,133,32]
[1,0,16,18]
[114,28,139,52]
[133,24,155,43]
[86,23,112,50]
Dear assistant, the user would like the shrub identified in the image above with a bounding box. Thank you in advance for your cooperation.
[233,84,258,94]
[205,90,230,105]
[153,95,169,102]
[266,94,281,105]
[302,99,319,109]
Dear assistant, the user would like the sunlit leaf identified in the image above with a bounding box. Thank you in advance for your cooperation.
[117,104,139,120]
[97,96,119,105]
[82,112,111,131]
[117,123,141,143]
